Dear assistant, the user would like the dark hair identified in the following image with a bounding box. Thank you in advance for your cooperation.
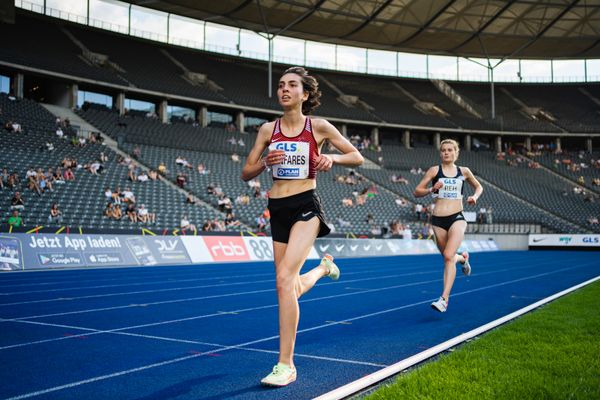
[282,66,321,114]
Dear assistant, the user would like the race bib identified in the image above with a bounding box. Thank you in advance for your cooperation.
[436,177,464,200]
[269,142,310,179]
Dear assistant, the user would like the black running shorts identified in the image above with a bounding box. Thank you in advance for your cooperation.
[431,211,466,231]
[268,189,331,243]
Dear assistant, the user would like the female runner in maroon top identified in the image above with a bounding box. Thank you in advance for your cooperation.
[242,67,363,386]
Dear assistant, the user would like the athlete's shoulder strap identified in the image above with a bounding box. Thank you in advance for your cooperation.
[272,119,281,135]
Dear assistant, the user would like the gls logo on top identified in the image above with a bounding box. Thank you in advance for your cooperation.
[274,143,297,152]
[583,236,599,244]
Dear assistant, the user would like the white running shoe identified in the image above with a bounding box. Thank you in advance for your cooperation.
[431,296,448,312]
[261,363,297,387]
[461,251,471,276]
[321,254,340,281]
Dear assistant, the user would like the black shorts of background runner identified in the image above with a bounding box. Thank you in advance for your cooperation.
[268,189,330,243]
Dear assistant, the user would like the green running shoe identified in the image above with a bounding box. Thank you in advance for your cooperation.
[261,363,297,387]
[321,254,340,281]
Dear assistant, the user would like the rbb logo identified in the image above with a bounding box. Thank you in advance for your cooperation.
[203,237,249,261]
[274,143,297,152]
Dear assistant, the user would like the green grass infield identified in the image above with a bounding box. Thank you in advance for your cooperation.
[365,280,600,400]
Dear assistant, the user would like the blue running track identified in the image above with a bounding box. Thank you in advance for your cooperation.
[0,250,598,400]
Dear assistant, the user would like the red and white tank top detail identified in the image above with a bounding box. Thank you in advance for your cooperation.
[269,117,319,180]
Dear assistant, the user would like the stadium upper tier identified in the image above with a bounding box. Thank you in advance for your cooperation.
[1,13,600,134]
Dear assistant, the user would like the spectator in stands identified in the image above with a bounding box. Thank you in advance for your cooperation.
[197,163,210,175]
[487,206,493,224]
[137,204,155,224]
[26,167,36,181]
[238,138,245,147]
[89,160,102,175]
[28,174,42,196]
[217,194,233,213]
[256,214,268,231]
[225,212,241,228]
[133,145,142,159]
[63,167,75,181]
[47,203,63,225]
[231,152,241,163]
[104,187,114,203]
[10,192,25,211]
[0,168,6,190]
[355,194,366,206]
[8,210,24,227]
[391,174,409,184]
[137,171,149,182]
[402,224,413,240]
[148,170,158,180]
[128,163,137,181]
[44,168,55,187]
[104,203,115,219]
[578,176,585,185]
[185,194,196,204]
[11,121,23,133]
[99,152,108,163]
[202,219,213,231]
[56,126,64,139]
[122,187,136,203]
[235,194,250,206]
[176,156,192,169]
[212,218,226,232]
[52,168,64,184]
[207,183,215,195]
[7,172,19,189]
[126,203,137,222]
[176,172,187,188]
[589,217,599,225]
[336,215,351,228]
[341,197,353,207]
[478,206,487,224]
[414,203,423,220]
[37,169,52,193]
[395,197,409,207]
[158,162,167,176]
[180,215,196,233]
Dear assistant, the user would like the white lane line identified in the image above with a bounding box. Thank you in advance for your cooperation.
[2,260,595,352]
[3,257,553,320]
[313,274,600,400]
[3,263,594,400]
[0,256,432,295]
[5,270,440,319]
[0,263,427,303]
[0,276,447,350]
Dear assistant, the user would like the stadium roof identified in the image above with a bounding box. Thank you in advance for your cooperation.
[124,0,600,59]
